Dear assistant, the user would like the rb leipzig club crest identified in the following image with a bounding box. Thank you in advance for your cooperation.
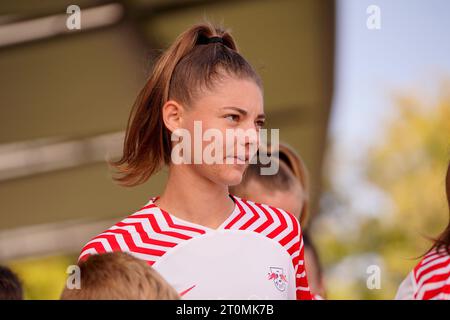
[267,267,288,292]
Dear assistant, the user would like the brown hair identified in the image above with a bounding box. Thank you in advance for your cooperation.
[427,161,450,255]
[0,265,23,300]
[278,144,310,225]
[112,21,262,186]
[230,143,311,226]
[60,252,179,300]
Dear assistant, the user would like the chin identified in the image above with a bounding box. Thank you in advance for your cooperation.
[202,164,247,187]
[221,166,246,186]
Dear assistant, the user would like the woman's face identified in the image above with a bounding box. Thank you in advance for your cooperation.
[180,76,265,186]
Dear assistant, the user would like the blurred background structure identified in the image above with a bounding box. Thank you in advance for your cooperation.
[1,0,449,300]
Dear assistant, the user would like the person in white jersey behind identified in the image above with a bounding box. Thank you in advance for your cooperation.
[230,143,326,299]
[396,161,450,300]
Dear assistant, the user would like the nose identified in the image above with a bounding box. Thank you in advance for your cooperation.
[238,122,259,148]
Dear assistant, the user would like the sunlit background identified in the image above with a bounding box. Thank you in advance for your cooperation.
[0,0,449,300]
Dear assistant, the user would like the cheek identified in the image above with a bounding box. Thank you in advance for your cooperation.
[185,115,229,153]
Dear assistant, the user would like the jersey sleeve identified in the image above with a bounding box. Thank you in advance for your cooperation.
[78,235,110,263]
[290,216,313,300]
[395,271,415,300]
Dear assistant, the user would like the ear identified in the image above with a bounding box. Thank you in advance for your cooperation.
[162,100,185,133]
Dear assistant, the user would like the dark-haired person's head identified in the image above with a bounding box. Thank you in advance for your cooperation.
[429,161,450,255]
[0,265,23,300]
[303,232,326,299]
[61,252,179,300]
[230,143,327,297]
[230,143,310,226]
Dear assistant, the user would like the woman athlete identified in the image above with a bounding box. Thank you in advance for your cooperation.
[396,161,450,300]
[79,21,312,300]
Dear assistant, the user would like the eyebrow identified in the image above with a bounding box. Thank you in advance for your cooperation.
[222,106,265,120]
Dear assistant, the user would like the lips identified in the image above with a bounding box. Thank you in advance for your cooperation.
[225,155,249,163]
[235,155,248,162]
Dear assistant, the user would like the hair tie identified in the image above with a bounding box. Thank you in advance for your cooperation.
[206,36,224,44]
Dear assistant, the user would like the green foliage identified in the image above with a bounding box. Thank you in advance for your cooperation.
[315,87,450,299]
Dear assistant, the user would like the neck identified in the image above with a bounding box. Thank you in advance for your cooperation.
[155,164,235,229]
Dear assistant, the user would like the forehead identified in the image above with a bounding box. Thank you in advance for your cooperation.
[195,77,264,112]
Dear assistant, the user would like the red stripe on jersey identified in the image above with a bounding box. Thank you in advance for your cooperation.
[297,287,312,300]
[415,255,450,281]
[422,269,450,289]
[116,221,178,247]
[287,237,301,256]
[444,284,450,293]
[420,258,450,280]
[159,209,207,235]
[139,200,206,234]
[129,213,193,240]
[266,207,288,239]
[289,242,300,267]
[78,241,107,261]
[412,250,450,300]
[92,233,121,251]
[422,283,450,300]
[140,203,157,210]
[415,254,444,275]
[224,200,246,229]
[253,203,274,233]
[296,247,312,299]
[295,245,312,300]
[238,199,260,230]
[106,228,165,257]
[417,261,450,294]
[279,213,299,247]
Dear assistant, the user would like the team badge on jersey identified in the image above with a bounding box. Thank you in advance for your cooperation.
[267,267,288,292]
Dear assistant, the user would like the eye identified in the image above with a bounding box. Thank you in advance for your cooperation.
[256,120,265,129]
[225,114,240,122]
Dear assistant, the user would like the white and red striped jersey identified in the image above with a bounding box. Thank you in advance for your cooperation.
[396,248,450,300]
[79,194,312,300]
